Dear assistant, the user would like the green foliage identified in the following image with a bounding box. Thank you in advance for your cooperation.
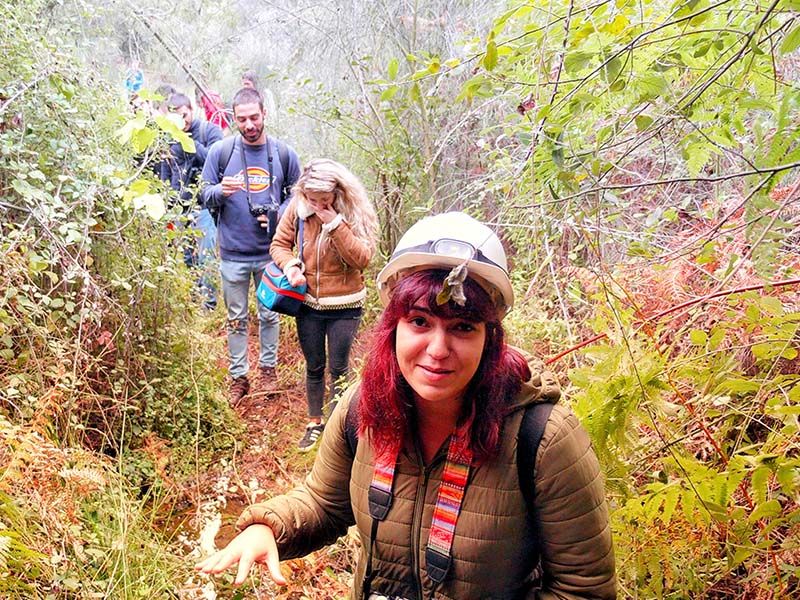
[0,492,46,597]
[448,8,800,588]
[1,1,240,595]
[1,0,236,455]
[568,291,800,595]
[444,0,800,280]
[4,0,799,596]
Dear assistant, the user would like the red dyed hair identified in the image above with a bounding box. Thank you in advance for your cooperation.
[358,269,531,462]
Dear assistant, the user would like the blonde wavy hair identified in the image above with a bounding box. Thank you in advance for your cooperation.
[294,158,379,247]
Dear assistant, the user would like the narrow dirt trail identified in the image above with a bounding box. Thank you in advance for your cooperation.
[189,315,369,598]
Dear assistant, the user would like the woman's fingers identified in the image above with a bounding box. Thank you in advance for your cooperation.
[195,549,238,574]
[317,206,336,223]
[264,528,287,585]
[194,552,220,572]
[233,553,256,585]
[195,547,256,585]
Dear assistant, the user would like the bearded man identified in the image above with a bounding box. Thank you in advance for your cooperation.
[201,88,301,403]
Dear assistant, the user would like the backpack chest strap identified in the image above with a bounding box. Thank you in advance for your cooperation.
[425,427,472,583]
[367,424,473,587]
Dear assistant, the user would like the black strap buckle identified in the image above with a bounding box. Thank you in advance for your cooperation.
[368,484,393,521]
[425,546,452,584]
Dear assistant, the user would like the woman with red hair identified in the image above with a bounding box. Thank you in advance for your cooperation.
[197,212,616,599]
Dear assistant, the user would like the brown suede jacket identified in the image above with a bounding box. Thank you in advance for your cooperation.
[237,359,617,599]
[270,200,374,310]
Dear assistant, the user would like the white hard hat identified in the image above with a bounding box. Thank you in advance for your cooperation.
[376,212,514,317]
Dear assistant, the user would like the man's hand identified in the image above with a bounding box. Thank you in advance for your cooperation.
[221,175,241,197]
[285,265,306,287]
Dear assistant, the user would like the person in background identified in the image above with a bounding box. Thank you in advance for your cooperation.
[129,83,174,117]
[200,87,301,404]
[270,159,378,451]
[154,84,176,114]
[240,70,277,127]
[162,93,223,207]
[196,86,231,133]
[161,92,223,310]
[124,62,144,96]
[241,70,259,90]
[196,211,616,599]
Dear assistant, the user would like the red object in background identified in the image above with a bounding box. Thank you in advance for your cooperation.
[199,90,231,130]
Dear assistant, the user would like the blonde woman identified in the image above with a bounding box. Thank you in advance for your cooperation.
[270,159,378,451]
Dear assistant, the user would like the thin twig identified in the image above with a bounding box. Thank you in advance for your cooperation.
[0,70,52,115]
[519,160,800,206]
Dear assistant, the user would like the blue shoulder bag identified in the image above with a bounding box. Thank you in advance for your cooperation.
[256,218,306,316]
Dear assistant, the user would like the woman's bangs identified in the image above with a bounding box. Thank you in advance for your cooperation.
[394,270,496,323]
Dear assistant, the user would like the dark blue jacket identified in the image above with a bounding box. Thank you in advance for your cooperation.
[200,136,300,262]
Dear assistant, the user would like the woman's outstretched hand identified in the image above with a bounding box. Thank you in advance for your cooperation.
[194,524,287,586]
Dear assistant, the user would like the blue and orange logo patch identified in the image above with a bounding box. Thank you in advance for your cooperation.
[233,167,271,192]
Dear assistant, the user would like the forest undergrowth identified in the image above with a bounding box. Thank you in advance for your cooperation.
[2,0,800,598]
[178,321,359,600]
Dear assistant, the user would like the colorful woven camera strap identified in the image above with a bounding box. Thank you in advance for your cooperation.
[366,422,474,587]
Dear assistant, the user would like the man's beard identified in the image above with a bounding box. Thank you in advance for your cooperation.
[242,124,263,142]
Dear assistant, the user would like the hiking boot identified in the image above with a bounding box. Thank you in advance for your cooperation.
[257,365,278,391]
[229,376,250,405]
[297,422,325,452]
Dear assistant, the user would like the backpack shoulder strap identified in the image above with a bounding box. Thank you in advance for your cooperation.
[199,121,208,146]
[344,388,360,457]
[298,215,305,267]
[274,138,292,203]
[217,135,237,180]
[207,136,237,224]
[517,402,555,511]
[276,138,289,176]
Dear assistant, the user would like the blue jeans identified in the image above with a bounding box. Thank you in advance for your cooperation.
[184,209,218,310]
[220,259,280,378]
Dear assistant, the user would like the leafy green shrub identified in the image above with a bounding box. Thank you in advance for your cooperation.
[1,0,238,483]
[567,290,799,596]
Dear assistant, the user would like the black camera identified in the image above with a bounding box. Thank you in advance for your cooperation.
[249,203,274,218]
[249,203,278,234]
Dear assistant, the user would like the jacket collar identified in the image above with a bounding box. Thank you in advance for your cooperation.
[296,199,314,220]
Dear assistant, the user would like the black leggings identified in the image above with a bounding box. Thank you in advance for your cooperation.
[296,308,362,418]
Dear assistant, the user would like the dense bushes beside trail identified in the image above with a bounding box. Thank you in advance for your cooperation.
[0,1,240,595]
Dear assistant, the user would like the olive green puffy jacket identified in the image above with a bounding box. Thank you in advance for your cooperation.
[237,367,616,599]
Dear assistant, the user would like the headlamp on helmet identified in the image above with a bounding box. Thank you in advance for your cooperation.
[432,239,475,261]
[376,212,514,318]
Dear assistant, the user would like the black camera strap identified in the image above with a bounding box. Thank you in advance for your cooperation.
[239,135,278,234]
